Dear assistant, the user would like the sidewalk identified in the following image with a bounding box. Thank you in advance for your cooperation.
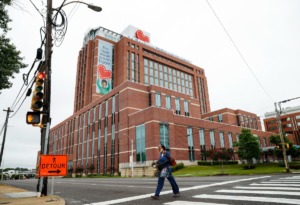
[0,184,65,205]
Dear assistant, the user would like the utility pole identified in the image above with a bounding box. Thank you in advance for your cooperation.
[275,102,290,173]
[0,108,13,167]
[38,0,53,196]
[274,96,300,173]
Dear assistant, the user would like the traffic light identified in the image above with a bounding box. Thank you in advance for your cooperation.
[26,111,41,124]
[31,72,45,111]
[286,143,290,150]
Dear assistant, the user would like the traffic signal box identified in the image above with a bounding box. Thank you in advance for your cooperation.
[31,72,45,111]
[276,143,290,150]
[26,72,45,125]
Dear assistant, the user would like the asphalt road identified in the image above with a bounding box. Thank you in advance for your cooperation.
[3,174,300,205]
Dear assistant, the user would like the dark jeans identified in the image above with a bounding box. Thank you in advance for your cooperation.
[155,166,179,196]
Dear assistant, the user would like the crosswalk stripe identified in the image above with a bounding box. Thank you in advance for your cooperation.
[281,177,300,179]
[84,176,270,205]
[164,201,228,205]
[216,189,300,196]
[260,181,300,184]
[251,183,300,187]
[194,194,300,204]
[270,180,300,182]
[234,186,300,191]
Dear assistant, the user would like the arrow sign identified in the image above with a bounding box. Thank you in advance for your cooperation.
[48,169,61,174]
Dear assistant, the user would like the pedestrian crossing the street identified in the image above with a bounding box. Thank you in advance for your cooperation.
[164,176,300,205]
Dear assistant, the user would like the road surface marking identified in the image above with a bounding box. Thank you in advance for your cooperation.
[260,181,300,184]
[234,186,300,191]
[164,201,228,205]
[194,194,300,204]
[251,183,300,187]
[85,176,270,205]
[216,189,300,196]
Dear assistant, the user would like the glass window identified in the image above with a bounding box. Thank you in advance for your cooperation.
[241,115,245,127]
[184,100,189,116]
[136,124,146,163]
[155,93,161,107]
[175,98,180,115]
[127,51,130,81]
[166,95,171,109]
[228,132,233,148]
[263,137,267,147]
[199,128,205,145]
[159,64,163,87]
[187,127,194,161]
[218,114,222,122]
[160,124,169,150]
[131,53,135,82]
[219,132,225,148]
[210,130,215,148]
[144,59,148,85]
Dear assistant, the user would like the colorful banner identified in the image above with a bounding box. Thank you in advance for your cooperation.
[96,40,113,95]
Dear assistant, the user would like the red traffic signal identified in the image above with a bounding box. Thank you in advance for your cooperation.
[31,72,45,111]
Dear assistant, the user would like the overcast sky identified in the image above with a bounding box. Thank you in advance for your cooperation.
[0,0,299,169]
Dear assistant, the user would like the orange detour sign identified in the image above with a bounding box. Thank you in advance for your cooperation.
[39,155,67,177]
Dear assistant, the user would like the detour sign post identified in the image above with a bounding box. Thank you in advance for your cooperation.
[39,155,67,177]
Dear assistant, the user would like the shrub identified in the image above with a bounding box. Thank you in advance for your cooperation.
[243,165,256,169]
[198,161,238,166]
[171,163,184,172]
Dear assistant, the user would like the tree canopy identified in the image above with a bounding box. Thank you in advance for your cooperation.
[235,128,261,164]
[0,0,27,92]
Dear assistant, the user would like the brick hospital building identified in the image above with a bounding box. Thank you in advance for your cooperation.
[49,25,274,176]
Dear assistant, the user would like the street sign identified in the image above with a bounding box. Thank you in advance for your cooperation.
[39,155,67,177]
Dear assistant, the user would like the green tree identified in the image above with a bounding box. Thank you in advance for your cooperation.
[235,128,261,167]
[0,0,27,92]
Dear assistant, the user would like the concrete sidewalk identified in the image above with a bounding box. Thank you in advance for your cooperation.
[0,184,65,205]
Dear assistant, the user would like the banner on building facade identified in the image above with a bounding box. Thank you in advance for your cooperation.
[96,40,113,95]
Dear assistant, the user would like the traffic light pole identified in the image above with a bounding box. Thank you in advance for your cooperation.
[275,102,290,173]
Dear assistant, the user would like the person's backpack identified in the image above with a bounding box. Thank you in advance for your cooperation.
[169,156,177,166]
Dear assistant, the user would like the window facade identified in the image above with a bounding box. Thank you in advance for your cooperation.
[218,114,222,122]
[156,92,161,107]
[219,131,224,148]
[199,128,206,161]
[143,58,193,96]
[210,130,215,149]
[184,100,189,116]
[166,95,171,109]
[160,123,170,150]
[136,124,146,163]
[175,98,180,115]
[228,132,233,148]
[187,127,194,161]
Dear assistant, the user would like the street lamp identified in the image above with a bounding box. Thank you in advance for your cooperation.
[123,133,134,177]
[61,1,102,12]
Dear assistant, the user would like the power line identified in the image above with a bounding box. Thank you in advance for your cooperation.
[9,75,36,118]
[205,0,274,103]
